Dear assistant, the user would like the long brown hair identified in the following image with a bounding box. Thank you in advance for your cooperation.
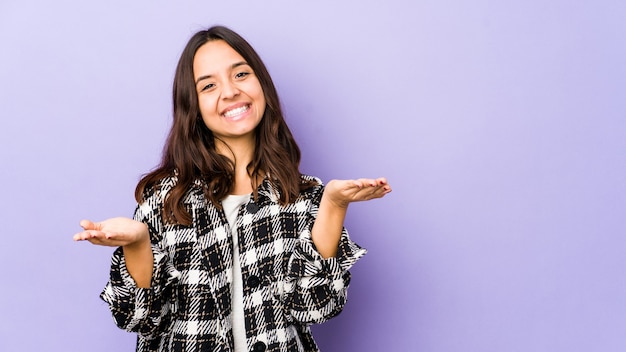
[135,25,315,225]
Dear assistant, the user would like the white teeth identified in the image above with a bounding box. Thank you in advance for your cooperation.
[223,105,249,118]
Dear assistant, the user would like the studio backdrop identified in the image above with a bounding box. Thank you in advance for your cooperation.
[1,1,625,351]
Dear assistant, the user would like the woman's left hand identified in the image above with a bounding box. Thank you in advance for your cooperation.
[323,177,392,208]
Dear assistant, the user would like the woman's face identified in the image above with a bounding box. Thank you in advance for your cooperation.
[193,40,266,144]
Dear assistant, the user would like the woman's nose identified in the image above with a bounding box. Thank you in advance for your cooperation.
[221,81,240,99]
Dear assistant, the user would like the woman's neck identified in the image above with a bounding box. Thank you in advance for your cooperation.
[215,136,257,195]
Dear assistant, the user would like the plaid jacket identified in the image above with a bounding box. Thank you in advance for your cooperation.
[100,175,366,352]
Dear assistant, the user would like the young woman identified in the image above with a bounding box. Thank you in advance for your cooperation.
[74,25,391,352]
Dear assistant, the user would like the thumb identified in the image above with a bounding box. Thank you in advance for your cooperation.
[79,219,98,231]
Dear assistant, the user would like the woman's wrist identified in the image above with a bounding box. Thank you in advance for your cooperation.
[123,224,150,252]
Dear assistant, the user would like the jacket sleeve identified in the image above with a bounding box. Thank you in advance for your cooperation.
[99,187,180,338]
[284,183,367,324]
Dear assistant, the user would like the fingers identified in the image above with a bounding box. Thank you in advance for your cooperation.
[358,180,390,200]
[352,177,388,187]
[352,178,391,193]
[74,219,114,242]
[74,219,102,241]
[331,177,391,203]
[73,229,126,247]
[73,229,106,241]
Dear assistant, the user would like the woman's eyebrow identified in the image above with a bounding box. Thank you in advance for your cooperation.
[195,61,250,85]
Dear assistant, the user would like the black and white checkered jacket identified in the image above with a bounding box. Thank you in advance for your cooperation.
[100,175,366,352]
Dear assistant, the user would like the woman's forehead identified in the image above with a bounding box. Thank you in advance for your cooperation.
[194,40,247,74]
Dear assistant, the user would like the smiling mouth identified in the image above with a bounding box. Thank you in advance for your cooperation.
[223,104,250,119]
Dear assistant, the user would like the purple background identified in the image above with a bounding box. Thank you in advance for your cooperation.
[1,1,625,351]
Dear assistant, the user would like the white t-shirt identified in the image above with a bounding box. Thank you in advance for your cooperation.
[221,194,251,352]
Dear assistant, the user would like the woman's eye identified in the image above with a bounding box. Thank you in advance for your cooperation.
[235,72,250,79]
[201,83,215,91]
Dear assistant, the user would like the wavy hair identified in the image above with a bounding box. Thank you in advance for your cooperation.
[135,25,315,225]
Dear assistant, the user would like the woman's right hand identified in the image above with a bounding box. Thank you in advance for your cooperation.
[73,217,149,248]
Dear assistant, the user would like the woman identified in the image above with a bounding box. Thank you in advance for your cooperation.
[74,25,391,352]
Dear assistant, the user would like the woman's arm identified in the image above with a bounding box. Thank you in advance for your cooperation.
[284,177,389,323]
[311,177,391,258]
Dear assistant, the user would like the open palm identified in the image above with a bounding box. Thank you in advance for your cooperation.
[73,217,149,247]
[324,177,391,208]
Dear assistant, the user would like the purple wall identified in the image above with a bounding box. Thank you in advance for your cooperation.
[1,1,625,351]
